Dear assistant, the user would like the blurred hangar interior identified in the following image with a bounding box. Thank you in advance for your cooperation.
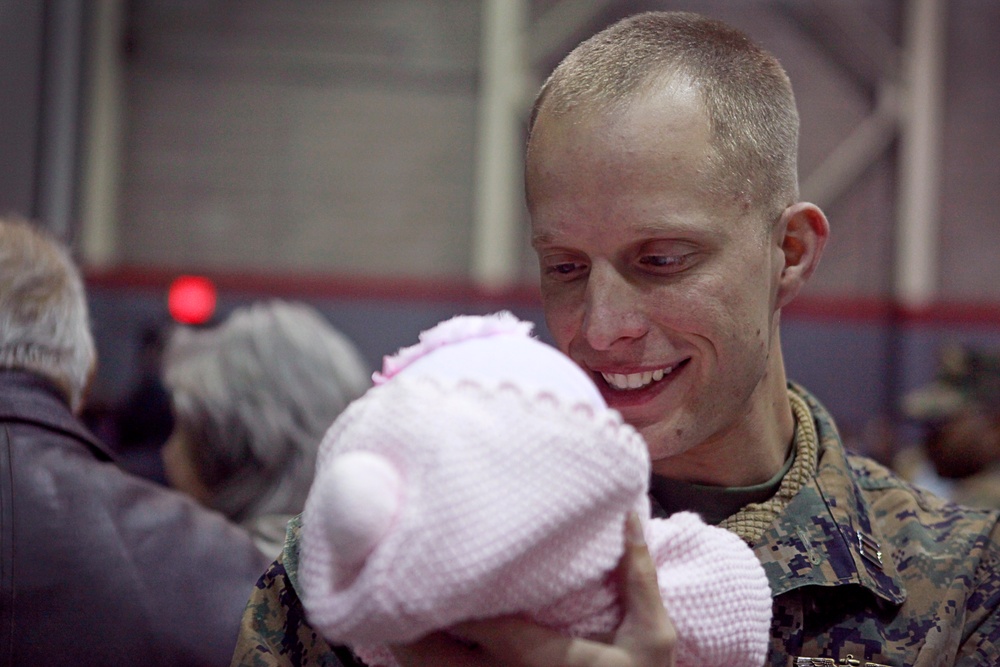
[2,0,999,460]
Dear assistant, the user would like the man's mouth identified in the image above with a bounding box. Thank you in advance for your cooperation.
[600,364,678,391]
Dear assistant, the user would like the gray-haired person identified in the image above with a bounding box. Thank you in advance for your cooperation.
[0,216,272,667]
[161,300,371,557]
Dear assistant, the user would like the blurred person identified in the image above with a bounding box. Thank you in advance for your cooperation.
[233,10,1000,667]
[0,216,272,667]
[901,343,1000,510]
[114,322,174,483]
[161,300,371,557]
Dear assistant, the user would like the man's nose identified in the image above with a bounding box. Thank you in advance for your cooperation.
[580,263,646,350]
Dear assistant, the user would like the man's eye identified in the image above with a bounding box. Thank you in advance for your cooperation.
[639,254,690,272]
[542,259,586,280]
[640,255,682,267]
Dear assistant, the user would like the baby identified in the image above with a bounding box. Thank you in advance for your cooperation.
[299,312,772,667]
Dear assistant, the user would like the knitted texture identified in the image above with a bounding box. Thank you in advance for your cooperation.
[298,313,772,667]
[372,310,535,384]
[647,513,774,666]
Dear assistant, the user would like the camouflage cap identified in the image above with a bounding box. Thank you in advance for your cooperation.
[903,343,1000,421]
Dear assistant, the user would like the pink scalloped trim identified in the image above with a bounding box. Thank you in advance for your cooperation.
[372,311,535,385]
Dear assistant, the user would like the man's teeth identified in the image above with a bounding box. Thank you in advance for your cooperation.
[601,366,674,390]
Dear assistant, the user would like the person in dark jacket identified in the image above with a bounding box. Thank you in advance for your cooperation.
[0,216,272,667]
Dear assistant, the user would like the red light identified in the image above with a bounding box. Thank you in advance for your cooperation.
[168,275,217,325]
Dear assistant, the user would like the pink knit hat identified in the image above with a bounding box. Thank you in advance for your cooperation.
[299,312,772,667]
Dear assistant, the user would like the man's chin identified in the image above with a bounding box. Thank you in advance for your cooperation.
[642,428,697,471]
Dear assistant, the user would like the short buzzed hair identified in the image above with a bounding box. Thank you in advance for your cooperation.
[528,11,800,219]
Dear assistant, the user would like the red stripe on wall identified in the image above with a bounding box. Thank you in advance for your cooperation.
[83,266,1000,327]
[783,294,1000,327]
[83,266,544,307]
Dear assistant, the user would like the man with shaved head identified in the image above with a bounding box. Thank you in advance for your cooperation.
[233,12,1000,667]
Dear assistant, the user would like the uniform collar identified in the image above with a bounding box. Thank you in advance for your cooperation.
[282,513,304,592]
[754,384,905,606]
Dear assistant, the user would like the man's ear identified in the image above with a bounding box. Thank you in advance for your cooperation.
[774,202,829,310]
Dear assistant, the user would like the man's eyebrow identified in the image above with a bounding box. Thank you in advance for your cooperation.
[530,231,557,247]
[632,219,702,235]
[531,219,711,248]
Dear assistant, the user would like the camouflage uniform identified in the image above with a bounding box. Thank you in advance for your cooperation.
[747,384,1000,666]
[230,513,355,667]
[231,384,1000,667]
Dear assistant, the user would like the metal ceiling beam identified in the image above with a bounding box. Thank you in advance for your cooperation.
[776,0,901,92]
[471,0,611,288]
[471,0,530,289]
[79,0,125,267]
[785,0,945,308]
[895,0,946,307]
[800,82,900,210]
[530,0,616,69]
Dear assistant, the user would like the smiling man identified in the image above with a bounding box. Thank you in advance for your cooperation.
[522,10,1000,667]
[231,11,1000,667]
[527,75,812,489]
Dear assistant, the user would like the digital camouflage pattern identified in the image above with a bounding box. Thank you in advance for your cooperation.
[753,384,1000,666]
[230,384,1000,667]
[230,514,357,667]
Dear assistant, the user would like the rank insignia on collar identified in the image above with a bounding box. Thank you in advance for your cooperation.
[794,655,892,667]
[857,530,883,569]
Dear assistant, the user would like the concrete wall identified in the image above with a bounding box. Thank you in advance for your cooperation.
[108,1,1000,300]
[117,0,483,277]
[0,3,46,217]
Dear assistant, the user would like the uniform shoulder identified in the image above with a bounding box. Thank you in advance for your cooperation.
[848,451,1000,547]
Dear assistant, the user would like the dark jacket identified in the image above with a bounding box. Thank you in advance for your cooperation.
[0,370,272,666]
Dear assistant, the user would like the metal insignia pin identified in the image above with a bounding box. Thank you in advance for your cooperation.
[857,531,883,569]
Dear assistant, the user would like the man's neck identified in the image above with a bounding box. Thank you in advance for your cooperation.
[650,357,795,487]
[649,449,794,523]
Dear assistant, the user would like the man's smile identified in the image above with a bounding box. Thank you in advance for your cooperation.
[592,359,691,398]
[600,365,675,390]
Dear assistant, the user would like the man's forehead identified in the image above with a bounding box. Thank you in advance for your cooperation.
[534,78,705,136]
